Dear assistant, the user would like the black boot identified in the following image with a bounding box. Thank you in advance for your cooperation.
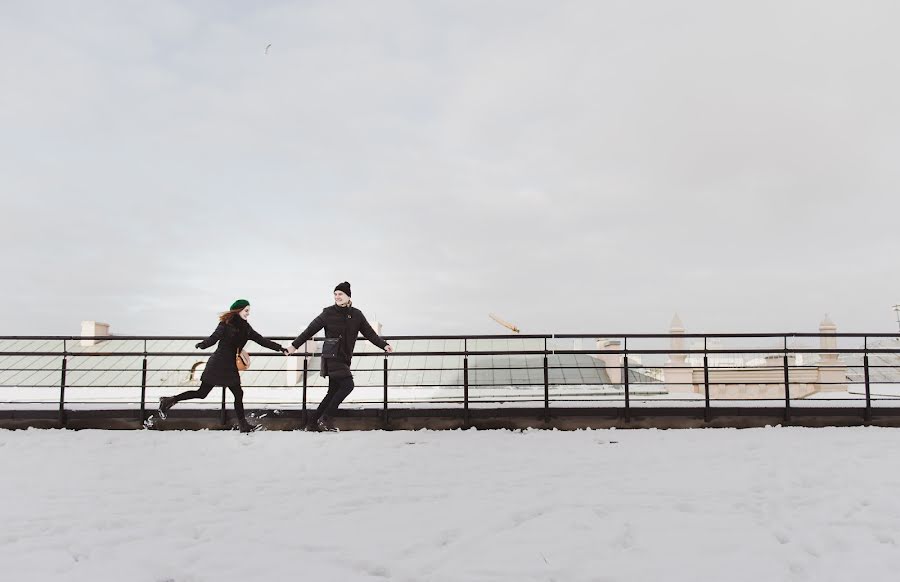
[238,419,259,433]
[317,416,338,432]
[158,397,175,419]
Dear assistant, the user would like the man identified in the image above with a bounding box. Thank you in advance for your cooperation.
[287,281,393,431]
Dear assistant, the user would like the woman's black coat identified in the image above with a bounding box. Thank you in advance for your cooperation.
[197,317,283,387]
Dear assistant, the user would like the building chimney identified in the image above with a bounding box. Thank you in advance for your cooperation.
[668,313,685,366]
[663,313,694,393]
[595,339,623,384]
[819,314,838,363]
[80,321,110,347]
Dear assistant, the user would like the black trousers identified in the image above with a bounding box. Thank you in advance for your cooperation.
[311,375,354,422]
[171,381,247,422]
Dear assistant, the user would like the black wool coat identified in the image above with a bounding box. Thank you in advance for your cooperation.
[198,317,283,387]
[291,304,388,379]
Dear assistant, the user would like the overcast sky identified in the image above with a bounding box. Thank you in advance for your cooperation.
[2,0,899,337]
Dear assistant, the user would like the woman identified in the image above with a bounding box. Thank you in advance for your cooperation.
[159,299,287,432]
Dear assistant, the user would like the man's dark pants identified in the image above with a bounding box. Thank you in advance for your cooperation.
[311,375,354,423]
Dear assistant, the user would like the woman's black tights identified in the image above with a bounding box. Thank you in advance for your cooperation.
[171,381,247,422]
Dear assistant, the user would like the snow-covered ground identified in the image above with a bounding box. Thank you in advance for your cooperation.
[3,428,900,581]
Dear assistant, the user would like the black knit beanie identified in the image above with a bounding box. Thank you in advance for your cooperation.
[334,281,351,297]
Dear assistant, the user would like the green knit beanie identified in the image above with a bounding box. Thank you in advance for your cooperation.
[230,299,250,310]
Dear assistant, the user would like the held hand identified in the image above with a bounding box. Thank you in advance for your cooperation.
[287,345,298,355]
[384,344,394,354]
[281,347,289,355]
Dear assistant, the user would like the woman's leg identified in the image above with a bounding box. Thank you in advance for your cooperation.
[227,385,252,431]
[160,382,214,416]
[172,382,215,402]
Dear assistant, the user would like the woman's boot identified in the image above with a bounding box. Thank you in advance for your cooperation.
[158,396,175,419]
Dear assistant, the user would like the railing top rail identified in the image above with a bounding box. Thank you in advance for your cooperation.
[1,332,899,341]
[2,348,899,358]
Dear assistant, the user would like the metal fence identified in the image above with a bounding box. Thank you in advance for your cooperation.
[1,333,899,427]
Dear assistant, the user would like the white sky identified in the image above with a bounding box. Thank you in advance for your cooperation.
[3,1,899,337]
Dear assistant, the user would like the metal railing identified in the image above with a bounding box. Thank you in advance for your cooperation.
[1,332,899,426]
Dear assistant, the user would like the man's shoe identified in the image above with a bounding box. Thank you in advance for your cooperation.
[238,420,260,433]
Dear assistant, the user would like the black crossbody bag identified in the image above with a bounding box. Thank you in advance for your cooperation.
[321,336,342,359]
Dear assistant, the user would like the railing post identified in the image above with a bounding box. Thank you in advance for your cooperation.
[463,354,470,428]
[543,338,549,423]
[383,353,389,429]
[623,341,630,423]
[301,355,309,426]
[139,340,148,422]
[783,337,791,423]
[220,387,227,426]
[864,337,872,423]
[58,340,68,427]
[703,337,710,423]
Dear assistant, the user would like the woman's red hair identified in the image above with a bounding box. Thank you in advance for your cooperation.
[218,308,243,324]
